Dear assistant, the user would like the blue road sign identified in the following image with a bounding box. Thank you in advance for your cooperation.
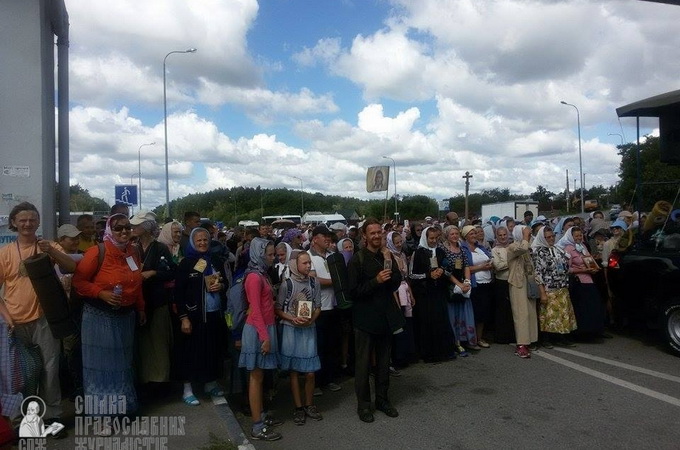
[115,185,138,206]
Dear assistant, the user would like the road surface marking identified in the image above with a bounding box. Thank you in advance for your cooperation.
[535,351,680,407]
[551,347,680,384]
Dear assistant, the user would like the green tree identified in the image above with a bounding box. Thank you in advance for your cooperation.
[617,136,680,210]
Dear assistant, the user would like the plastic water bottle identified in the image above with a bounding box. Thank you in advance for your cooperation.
[113,284,123,309]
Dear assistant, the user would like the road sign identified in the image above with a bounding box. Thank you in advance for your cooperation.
[115,185,138,206]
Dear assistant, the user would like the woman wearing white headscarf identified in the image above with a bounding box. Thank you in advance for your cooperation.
[531,227,577,347]
[491,226,514,345]
[557,227,605,339]
[387,231,416,367]
[410,227,454,362]
[505,225,538,358]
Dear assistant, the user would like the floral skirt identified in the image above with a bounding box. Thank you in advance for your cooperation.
[539,288,577,334]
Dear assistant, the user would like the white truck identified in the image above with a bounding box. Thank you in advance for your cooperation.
[481,201,539,221]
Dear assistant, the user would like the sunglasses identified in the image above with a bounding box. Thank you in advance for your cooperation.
[112,224,132,232]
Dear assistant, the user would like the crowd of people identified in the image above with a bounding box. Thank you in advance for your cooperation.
[0,201,641,442]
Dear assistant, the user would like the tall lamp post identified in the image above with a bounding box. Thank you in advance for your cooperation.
[382,155,398,221]
[560,101,584,214]
[163,47,197,219]
[137,142,155,210]
[292,176,304,216]
[608,133,624,146]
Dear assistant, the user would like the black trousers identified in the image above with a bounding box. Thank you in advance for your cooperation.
[316,309,342,386]
[354,328,391,411]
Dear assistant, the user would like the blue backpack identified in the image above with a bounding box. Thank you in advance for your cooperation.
[225,275,248,339]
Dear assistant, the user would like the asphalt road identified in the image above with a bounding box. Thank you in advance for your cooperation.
[233,334,680,449]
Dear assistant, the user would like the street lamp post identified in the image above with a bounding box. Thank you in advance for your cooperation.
[608,133,624,146]
[163,48,197,219]
[560,101,584,214]
[292,176,304,216]
[382,155,398,221]
[137,142,155,210]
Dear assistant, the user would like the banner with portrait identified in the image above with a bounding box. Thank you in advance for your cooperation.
[366,166,389,193]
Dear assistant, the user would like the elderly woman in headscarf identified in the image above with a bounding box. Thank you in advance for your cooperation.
[158,220,182,264]
[129,211,176,390]
[491,226,515,345]
[281,228,303,250]
[557,227,606,340]
[531,226,577,348]
[461,225,494,349]
[73,214,145,426]
[387,231,416,367]
[505,225,538,358]
[410,226,454,362]
[174,227,228,406]
[553,216,575,241]
[239,237,282,441]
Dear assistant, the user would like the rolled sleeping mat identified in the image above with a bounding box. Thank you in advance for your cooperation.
[643,200,672,232]
[23,253,77,339]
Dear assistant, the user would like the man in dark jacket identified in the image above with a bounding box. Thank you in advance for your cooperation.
[348,218,403,423]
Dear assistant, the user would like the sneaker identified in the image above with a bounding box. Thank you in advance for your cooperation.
[528,343,539,351]
[263,415,283,427]
[250,426,282,441]
[456,345,470,357]
[514,345,531,359]
[327,382,342,392]
[389,366,401,377]
[313,387,323,397]
[478,339,491,348]
[303,405,323,421]
[542,340,554,349]
[293,409,306,426]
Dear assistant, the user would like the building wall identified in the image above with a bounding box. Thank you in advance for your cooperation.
[0,0,61,242]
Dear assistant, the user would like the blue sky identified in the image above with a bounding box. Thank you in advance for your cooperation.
[63,0,680,214]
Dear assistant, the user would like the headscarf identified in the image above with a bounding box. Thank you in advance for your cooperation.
[247,237,273,274]
[556,227,587,254]
[275,242,292,278]
[103,214,129,251]
[288,250,309,282]
[512,224,527,244]
[494,226,510,248]
[553,217,571,237]
[281,228,302,246]
[531,226,552,249]
[418,226,436,256]
[158,220,181,257]
[588,218,608,238]
[184,227,213,275]
[386,231,402,255]
[336,238,354,265]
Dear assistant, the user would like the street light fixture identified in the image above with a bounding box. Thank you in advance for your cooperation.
[560,101,584,214]
[163,47,197,219]
[382,156,398,220]
[138,142,155,210]
[292,176,304,216]
[608,133,624,146]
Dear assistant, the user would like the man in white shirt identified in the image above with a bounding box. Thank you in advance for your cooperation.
[309,225,342,394]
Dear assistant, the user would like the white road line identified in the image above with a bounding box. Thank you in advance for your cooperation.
[550,347,680,384]
[534,351,680,407]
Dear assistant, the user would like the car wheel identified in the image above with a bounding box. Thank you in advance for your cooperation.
[663,302,680,356]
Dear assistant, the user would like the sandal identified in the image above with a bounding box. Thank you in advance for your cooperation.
[183,394,200,406]
[205,386,224,397]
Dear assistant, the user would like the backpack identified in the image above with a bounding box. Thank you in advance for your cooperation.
[282,277,316,313]
[225,275,249,337]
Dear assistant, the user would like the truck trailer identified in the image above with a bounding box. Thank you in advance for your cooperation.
[481,201,539,221]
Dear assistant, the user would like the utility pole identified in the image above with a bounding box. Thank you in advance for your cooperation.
[462,171,473,222]
[566,169,570,213]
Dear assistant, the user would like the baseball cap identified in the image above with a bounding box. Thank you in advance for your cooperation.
[610,219,628,231]
[129,210,157,225]
[312,225,332,236]
[329,222,347,232]
[57,224,82,238]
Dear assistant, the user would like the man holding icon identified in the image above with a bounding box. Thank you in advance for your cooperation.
[348,218,403,423]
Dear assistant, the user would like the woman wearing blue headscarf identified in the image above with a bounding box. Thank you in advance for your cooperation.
[174,227,227,406]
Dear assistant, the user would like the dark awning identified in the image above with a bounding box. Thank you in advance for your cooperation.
[616,89,680,118]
